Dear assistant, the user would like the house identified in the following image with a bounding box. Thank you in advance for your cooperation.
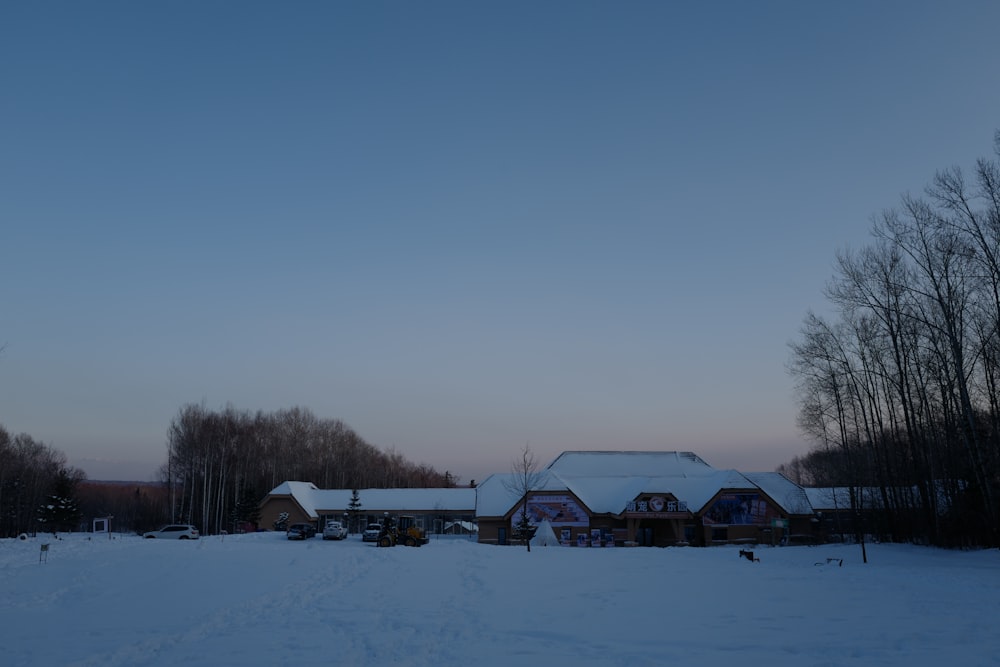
[258,483,477,536]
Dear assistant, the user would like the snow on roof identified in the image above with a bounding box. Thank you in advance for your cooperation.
[266,483,476,519]
[268,480,318,496]
[266,481,321,515]
[479,456,774,516]
[804,486,905,512]
[560,476,651,515]
[546,451,714,477]
[268,452,819,520]
[805,487,851,511]
[474,471,566,517]
[743,472,814,515]
[659,469,758,512]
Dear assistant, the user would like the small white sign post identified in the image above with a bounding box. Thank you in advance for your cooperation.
[93,516,113,539]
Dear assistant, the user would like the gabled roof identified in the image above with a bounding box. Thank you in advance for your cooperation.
[664,469,759,513]
[474,471,566,518]
[538,451,731,514]
[266,451,821,522]
[805,487,853,511]
[744,472,814,515]
[560,476,651,515]
[266,481,321,516]
[805,486,908,511]
[479,453,795,517]
[546,451,714,477]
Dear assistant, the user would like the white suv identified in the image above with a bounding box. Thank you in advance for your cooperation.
[143,524,200,539]
[323,521,347,540]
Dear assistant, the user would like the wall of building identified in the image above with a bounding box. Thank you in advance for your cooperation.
[259,497,309,530]
[319,509,475,536]
[478,490,815,548]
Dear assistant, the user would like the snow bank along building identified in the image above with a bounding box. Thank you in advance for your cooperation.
[259,451,819,546]
[475,451,816,547]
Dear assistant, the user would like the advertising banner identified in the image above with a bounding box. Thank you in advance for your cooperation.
[702,493,779,526]
[525,495,589,527]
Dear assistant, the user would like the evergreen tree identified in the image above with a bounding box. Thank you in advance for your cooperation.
[347,489,362,534]
[229,486,262,532]
[36,469,83,534]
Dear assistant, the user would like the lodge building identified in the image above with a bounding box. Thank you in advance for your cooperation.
[258,484,477,536]
[258,451,821,546]
[474,451,816,546]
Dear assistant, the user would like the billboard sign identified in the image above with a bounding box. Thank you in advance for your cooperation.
[702,493,779,526]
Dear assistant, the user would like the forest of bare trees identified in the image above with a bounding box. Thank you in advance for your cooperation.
[785,132,1000,547]
[0,404,456,537]
[163,403,457,536]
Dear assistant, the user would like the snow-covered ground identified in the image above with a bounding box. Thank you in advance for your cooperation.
[2,532,997,667]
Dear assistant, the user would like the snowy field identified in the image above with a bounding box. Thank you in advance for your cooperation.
[1,532,998,667]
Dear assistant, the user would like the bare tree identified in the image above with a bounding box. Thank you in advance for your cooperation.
[503,444,544,552]
[163,403,456,535]
[787,131,1000,548]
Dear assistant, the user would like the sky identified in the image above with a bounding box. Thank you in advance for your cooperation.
[2,1,1000,483]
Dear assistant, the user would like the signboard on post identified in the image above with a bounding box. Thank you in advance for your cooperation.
[93,516,112,539]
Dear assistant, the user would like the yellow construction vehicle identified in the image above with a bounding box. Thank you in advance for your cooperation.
[376,515,429,547]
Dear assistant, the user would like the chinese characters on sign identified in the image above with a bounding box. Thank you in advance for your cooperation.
[625,498,688,514]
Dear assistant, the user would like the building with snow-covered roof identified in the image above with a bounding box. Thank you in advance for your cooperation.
[476,451,819,547]
[259,483,477,536]
[259,451,825,547]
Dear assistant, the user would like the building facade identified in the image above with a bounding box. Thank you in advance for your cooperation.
[258,451,822,547]
[258,483,477,536]
[475,452,817,547]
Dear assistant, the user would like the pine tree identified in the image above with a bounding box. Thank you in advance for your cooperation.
[36,469,83,534]
[347,489,362,534]
[229,486,262,532]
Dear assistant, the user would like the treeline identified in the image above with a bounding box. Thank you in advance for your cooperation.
[164,403,457,535]
[77,481,170,535]
[0,424,84,537]
[786,132,1000,547]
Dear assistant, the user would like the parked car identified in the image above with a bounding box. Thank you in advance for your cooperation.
[287,523,317,540]
[143,524,199,540]
[362,523,382,542]
[323,520,347,540]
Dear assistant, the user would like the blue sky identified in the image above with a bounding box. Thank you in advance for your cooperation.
[2,1,999,483]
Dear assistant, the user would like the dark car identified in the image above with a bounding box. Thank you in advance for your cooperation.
[286,523,317,540]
